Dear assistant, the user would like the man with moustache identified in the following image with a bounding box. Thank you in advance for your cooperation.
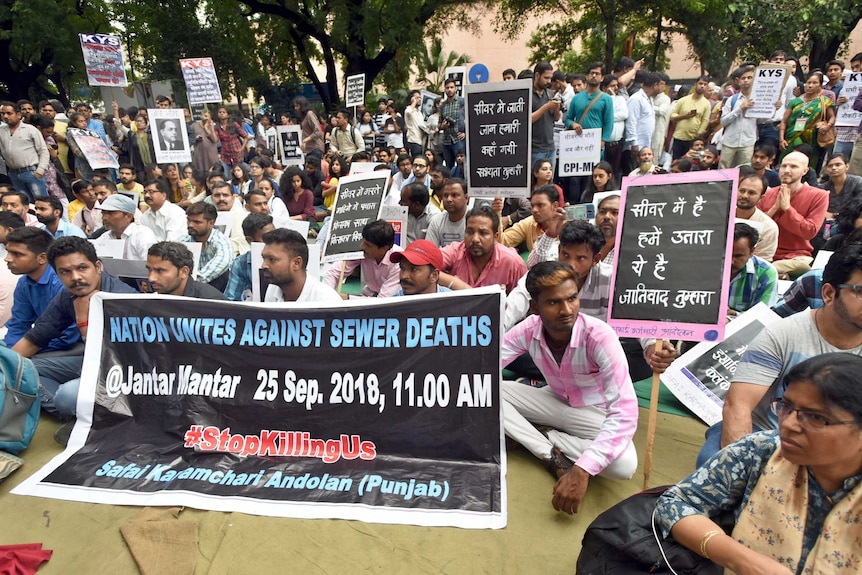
[210,181,250,256]
[139,179,187,242]
[391,239,449,295]
[439,205,526,294]
[11,237,136,419]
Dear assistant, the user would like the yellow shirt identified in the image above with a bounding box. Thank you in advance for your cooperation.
[670,95,711,141]
[67,199,84,224]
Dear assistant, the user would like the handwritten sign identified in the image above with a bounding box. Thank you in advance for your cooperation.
[68,128,119,170]
[149,108,192,164]
[78,34,128,87]
[836,71,862,128]
[465,80,532,197]
[746,64,791,119]
[608,170,737,342]
[180,58,223,105]
[277,125,303,166]
[321,172,389,263]
[345,74,366,108]
[558,129,602,176]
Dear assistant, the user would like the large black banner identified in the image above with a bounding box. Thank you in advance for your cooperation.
[15,289,505,528]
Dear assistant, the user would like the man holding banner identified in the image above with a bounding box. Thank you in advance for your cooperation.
[502,261,638,514]
[262,229,341,303]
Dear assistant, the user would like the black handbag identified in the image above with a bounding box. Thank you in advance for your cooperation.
[576,486,728,574]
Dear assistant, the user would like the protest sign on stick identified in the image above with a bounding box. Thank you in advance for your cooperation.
[345,74,366,108]
[277,125,303,166]
[465,80,532,198]
[149,109,192,164]
[180,58,223,105]
[609,170,738,487]
[79,34,129,87]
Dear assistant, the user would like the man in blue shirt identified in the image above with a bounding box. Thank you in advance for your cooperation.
[224,213,275,301]
[5,227,81,352]
[12,237,136,419]
[34,196,86,239]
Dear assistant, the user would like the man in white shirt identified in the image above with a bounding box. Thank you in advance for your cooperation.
[211,181,250,256]
[140,179,187,241]
[94,194,157,260]
[262,228,341,303]
[404,90,429,157]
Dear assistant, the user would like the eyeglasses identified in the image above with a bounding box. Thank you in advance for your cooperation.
[771,398,857,430]
[838,284,862,301]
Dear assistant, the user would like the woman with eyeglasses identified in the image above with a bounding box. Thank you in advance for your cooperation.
[656,353,862,575]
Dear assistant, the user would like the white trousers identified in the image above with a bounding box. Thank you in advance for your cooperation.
[502,380,637,479]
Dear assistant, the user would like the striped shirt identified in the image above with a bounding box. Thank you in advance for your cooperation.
[179,228,234,283]
[502,313,638,476]
[727,255,778,312]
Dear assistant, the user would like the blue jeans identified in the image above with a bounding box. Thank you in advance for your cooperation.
[8,171,46,203]
[443,140,465,169]
[32,355,83,419]
[834,140,854,161]
[531,149,556,175]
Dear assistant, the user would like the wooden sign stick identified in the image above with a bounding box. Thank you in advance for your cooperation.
[643,337,663,490]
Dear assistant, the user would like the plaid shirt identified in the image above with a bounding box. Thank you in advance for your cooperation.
[502,313,637,476]
[224,251,252,301]
[215,121,246,166]
[439,96,465,145]
[180,228,234,283]
[727,255,778,313]
[771,269,824,318]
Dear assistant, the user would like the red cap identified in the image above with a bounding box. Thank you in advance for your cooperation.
[389,239,444,270]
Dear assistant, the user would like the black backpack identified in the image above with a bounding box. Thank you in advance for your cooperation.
[576,486,728,574]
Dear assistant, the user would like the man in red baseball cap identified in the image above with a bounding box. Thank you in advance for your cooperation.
[389,239,448,296]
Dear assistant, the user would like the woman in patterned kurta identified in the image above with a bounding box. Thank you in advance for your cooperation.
[656,353,862,575]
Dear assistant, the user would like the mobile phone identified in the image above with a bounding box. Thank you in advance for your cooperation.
[565,203,596,221]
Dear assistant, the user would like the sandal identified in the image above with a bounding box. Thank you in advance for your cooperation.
[545,447,573,480]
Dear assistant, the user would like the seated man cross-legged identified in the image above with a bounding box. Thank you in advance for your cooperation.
[501,261,638,514]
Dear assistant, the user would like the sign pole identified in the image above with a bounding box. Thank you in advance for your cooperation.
[642,338,663,490]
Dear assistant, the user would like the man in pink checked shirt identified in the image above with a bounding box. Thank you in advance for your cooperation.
[502,260,638,515]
